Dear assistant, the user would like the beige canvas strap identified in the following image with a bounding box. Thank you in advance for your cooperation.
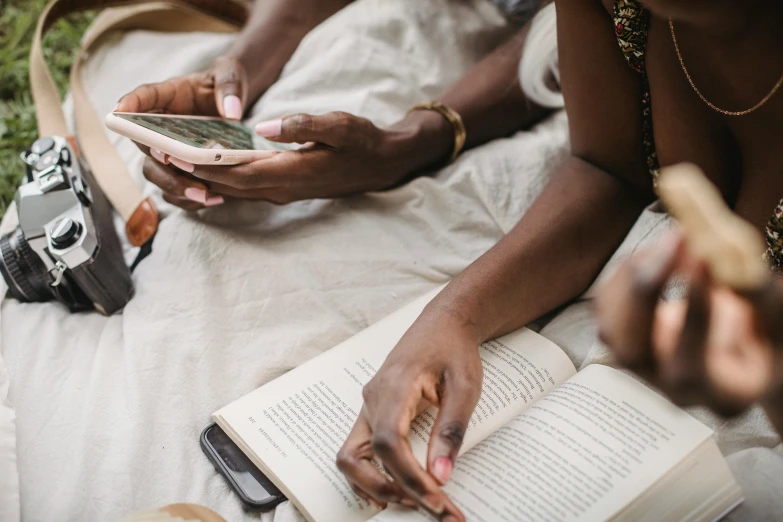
[30,0,247,245]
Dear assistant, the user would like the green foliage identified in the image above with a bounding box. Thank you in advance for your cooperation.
[0,0,95,216]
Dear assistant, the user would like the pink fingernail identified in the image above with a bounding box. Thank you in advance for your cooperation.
[113,102,120,112]
[204,195,224,207]
[170,157,195,173]
[150,148,169,164]
[184,187,207,203]
[254,119,283,138]
[223,95,243,120]
[433,457,453,484]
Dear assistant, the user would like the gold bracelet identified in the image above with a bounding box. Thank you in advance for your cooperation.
[406,101,467,164]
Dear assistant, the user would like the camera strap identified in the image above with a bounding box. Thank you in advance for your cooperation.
[29,0,247,249]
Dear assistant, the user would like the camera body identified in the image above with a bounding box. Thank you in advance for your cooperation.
[0,136,134,315]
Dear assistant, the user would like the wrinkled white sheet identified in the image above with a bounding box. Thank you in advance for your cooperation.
[0,1,780,521]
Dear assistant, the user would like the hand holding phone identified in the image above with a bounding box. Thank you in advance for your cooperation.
[105,113,295,166]
[108,101,420,211]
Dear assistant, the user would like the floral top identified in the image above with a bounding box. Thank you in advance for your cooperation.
[613,0,783,271]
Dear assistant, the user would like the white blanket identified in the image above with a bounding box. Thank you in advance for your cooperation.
[0,1,780,521]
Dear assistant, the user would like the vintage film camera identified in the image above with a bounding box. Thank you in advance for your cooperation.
[0,136,134,314]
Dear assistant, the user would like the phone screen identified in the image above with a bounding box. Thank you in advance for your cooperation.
[117,113,257,150]
[202,424,285,510]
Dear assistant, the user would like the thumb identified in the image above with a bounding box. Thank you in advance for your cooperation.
[255,112,365,148]
[426,375,481,486]
[739,278,783,347]
[212,56,247,120]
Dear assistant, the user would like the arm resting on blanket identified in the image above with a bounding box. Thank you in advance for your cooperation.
[390,23,554,176]
[335,2,659,517]
[433,157,648,340]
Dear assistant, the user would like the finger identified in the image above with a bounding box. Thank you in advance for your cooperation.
[168,155,246,207]
[368,392,460,519]
[426,374,482,486]
[188,152,282,189]
[348,482,385,512]
[703,287,777,415]
[660,258,711,405]
[597,233,685,372]
[337,414,411,506]
[739,277,783,347]
[162,192,204,212]
[212,56,246,120]
[143,157,223,207]
[149,148,170,165]
[255,112,374,149]
[116,80,180,114]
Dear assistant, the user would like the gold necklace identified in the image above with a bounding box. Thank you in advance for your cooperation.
[669,19,783,117]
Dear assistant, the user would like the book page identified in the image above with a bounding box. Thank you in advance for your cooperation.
[213,289,576,522]
[372,365,713,522]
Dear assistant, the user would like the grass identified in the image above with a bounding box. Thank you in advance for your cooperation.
[0,0,94,217]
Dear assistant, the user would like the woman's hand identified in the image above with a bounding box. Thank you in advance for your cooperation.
[115,56,250,209]
[336,306,483,521]
[596,232,783,417]
[142,109,453,210]
[116,55,248,120]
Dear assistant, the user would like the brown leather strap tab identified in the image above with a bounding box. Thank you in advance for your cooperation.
[125,197,159,246]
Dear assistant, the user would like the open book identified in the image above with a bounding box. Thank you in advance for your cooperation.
[213,289,743,522]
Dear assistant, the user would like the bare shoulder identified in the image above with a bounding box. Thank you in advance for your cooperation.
[554,0,652,193]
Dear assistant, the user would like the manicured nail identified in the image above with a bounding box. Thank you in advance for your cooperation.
[150,148,169,164]
[113,102,120,112]
[184,187,207,203]
[170,157,195,173]
[223,95,242,120]
[400,498,418,508]
[204,195,224,207]
[254,119,283,138]
[433,457,453,485]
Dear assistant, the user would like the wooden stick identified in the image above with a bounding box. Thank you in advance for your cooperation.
[657,163,768,290]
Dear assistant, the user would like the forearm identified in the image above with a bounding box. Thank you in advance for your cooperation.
[388,21,552,176]
[440,26,551,150]
[432,157,649,341]
[227,0,352,102]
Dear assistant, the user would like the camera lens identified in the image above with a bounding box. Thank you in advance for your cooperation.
[0,229,53,302]
[34,150,60,172]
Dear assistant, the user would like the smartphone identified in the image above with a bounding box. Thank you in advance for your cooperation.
[105,112,296,165]
[200,423,286,511]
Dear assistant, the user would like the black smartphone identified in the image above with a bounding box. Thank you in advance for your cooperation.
[200,423,286,511]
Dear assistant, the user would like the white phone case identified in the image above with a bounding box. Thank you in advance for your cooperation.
[105,112,281,165]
